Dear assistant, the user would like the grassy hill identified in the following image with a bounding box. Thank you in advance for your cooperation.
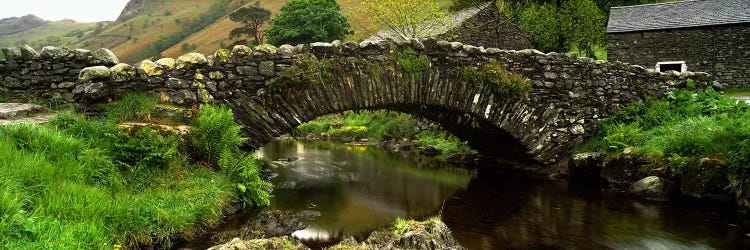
[0,16,98,53]
[1,0,454,63]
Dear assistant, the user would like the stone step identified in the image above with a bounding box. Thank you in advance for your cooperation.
[0,103,49,119]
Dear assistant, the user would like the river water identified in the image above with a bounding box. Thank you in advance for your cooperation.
[199,140,750,249]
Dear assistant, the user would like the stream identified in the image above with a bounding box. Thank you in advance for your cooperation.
[185,140,750,249]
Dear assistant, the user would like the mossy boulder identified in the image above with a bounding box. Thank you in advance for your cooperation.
[629,176,674,201]
[254,44,278,55]
[601,152,655,187]
[40,46,72,60]
[680,158,732,202]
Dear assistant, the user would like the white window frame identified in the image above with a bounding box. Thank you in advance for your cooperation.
[656,61,687,73]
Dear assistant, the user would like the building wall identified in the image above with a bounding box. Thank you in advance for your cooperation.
[442,5,533,50]
[608,24,750,88]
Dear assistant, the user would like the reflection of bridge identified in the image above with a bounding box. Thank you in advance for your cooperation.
[0,40,708,164]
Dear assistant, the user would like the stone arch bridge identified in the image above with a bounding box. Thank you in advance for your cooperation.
[0,40,708,164]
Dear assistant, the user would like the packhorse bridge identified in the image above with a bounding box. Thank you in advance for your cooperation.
[0,39,708,164]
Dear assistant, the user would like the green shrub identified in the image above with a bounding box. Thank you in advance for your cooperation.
[601,122,642,152]
[293,121,330,136]
[192,105,247,165]
[329,125,369,138]
[218,150,272,207]
[106,93,157,122]
[393,48,430,73]
[113,127,179,172]
[266,54,321,95]
[393,217,408,235]
[461,62,531,99]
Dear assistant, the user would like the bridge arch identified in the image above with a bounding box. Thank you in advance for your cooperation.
[0,40,709,164]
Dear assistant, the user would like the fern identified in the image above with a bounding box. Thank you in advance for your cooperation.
[218,150,271,207]
[193,105,247,164]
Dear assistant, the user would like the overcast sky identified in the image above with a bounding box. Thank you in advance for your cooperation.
[0,0,130,22]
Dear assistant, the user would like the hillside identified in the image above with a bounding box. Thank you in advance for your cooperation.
[0,15,47,36]
[1,0,454,63]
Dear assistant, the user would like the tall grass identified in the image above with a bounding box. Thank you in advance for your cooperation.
[0,99,274,248]
[580,87,750,177]
[0,123,235,248]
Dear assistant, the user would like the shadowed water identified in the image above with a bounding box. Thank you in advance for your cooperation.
[183,140,750,249]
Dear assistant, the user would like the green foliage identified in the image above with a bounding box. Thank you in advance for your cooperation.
[329,125,369,138]
[582,87,750,179]
[0,121,235,248]
[192,105,247,164]
[105,93,157,122]
[460,62,531,98]
[515,0,606,56]
[192,105,272,207]
[416,130,476,158]
[266,0,354,46]
[218,150,272,207]
[229,3,272,44]
[164,10,173,16]
[360,0,448,40]
[518,3,561,52]
[393,48,431,73]
[450,0,493,11]
[560,0,606,57]
[266,54,321,95]
[113,128,179,173]
[393,217,408,235]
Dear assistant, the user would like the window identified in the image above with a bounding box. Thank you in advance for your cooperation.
[656,61,687,73]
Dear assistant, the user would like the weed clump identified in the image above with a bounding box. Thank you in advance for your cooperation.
[460,62,531,99]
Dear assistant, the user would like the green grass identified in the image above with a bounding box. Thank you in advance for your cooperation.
[293,110,475,159]
[723,88,750,96]
[105,93,158,122]
[579,86,750,178]
[0,98,271,248]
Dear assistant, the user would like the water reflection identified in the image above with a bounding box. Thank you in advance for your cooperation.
[261,140,476,244]
[442,170,750,250]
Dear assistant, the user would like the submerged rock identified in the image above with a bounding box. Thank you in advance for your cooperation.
[214,210,320,243]
[420,146,442,157]
[628,176,674,201]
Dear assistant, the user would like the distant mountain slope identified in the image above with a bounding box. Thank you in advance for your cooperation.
[1,0,454,63]
[0,15,47,36]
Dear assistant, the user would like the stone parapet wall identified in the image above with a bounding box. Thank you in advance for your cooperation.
[608,24,749,88]
[0,39,709,164]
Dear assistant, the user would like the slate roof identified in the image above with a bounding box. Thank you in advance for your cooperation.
[365,4,487,42]
[607,0,750,33]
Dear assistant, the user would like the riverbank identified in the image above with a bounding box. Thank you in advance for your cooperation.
[570,87,750,210]
[292,110,478,164]
[0,95,271,248]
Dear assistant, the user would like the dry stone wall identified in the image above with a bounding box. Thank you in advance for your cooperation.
[0,39,709,164]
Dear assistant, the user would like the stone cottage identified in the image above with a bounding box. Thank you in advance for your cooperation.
[366,3,532,50]
[607,0,750,88]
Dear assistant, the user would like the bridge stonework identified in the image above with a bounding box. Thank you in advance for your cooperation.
[0,40,709,164]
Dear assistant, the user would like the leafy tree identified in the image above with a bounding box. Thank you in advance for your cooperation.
[228,2,272,44]
[266,0,353,46]
[561,0,606,57]
[360,0,449,40]
[518,3,562,52]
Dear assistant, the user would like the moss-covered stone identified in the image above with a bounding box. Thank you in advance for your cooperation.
[231,45,253,60]
[139,60,163,76]
[680,158,732,202]
[197,89,213,103]
[155,58,176,70]
[601,153,655,187]
[176,52,208,70]
[214,49,231,63]
[209,71,225,80]
[78,66,111,83]
[110,63,136,82]
[254,44,278,55]
[93,48,119,64]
